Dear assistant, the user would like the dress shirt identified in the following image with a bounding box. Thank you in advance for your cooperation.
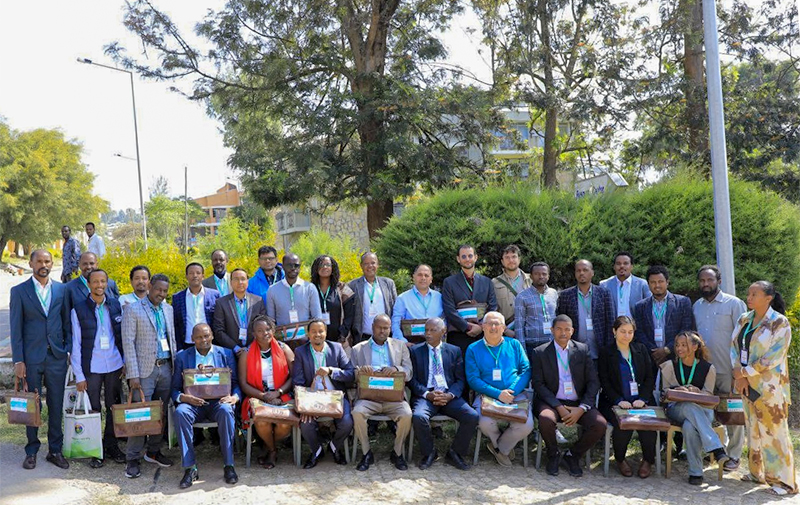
[391,287,444,342]
[514,286,558,347]
[267,277,322,325]
[147,298,171,359]
[554,343,579,401]
[311,344,334,390]
[87,234,106,258]
[184,287,207,344]
[195,349,214,367]
[361,277,386,336]
[427,343,448,390]
[212,274,229,296]
[70,301,124,382]
[693,291,747,377]
[32,278,52,315]
[616,276,632,317]
[370,338,392,368]
[576,287,598,359]
[119,293,145,310]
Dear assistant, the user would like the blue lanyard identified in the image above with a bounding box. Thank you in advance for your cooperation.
[578,288,592,313]
[413,289,431,316]
[653,300,667,320]
[235,297,248,327]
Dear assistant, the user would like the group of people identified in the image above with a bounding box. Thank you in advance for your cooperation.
[9,237,797,495]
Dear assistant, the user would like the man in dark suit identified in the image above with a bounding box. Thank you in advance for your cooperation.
[173,262,220,351]
[171,323,240,489]
[202,249,230,296]
[65,252,119,315]
[10,250,71,470]
[345,252,397,344]
[212,268,265,358]
[556,259,614,360]
[409,317,478,471]
[441,245,498,356]
[633,264,696,365]
[532,314,607,477]
[291,319,355,469]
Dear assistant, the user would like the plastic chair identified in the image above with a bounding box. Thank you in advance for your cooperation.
[602,422,663,477]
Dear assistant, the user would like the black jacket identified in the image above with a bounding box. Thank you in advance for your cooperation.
[531,339,599,408]
[598,341,656,409]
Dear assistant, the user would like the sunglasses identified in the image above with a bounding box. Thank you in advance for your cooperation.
[285,263,301,269]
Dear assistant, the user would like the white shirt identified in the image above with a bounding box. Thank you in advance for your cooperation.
[32,278,53,315]
[361,277,386,336]
[87,234,106,258]
[119,293,145,312]
[616,276,632,317]
[427,343,448,390]
[312,344,335,390]
[184,287,207,344]
[261,355,275,390]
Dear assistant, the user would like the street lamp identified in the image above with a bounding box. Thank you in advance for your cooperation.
[77,57,148,249]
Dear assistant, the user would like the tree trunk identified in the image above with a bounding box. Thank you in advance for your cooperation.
[682,0,709,172]
[538,0,559,188]
[0,235,7,262]
[366,199,394,241]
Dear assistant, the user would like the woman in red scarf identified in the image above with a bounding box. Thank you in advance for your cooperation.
[237,316,295,468]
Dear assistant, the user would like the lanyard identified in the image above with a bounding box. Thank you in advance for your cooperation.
[372,340,388,366]
[555,346,570,373]
[431,346,441,367]
[367,279,378,304]
[653,299,667,320]
[679,358,698,386]
[235,297,248,327]
[741,315,762,352]
[317,284,331,312]
[80,275,89,290]
[510,274,521,291]
[618,281,625,300]
[413,289,431,316]
[151,304,164,337]
[622,349,635,376]
[35,282,51,312]
[483,339,502,366]
[96,300,106,329]
[462,271,474,293]
[214,275,227,294]
[578,288,592,313]
[539,293,549,321]
[312,345,326,370]
[289,284,295,309]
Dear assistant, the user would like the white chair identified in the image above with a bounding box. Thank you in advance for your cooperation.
[534,423,592,470]
[245,422,303,467]
[407,414,456,461]
[473,425,529,467]
[602,422,663,477]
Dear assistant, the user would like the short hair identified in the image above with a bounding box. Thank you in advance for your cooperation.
[553,314,573,327]
[30,249,51,261]
[502,244,521,256]
[426,317,447,331]
[310,255,340,287]
[360,251,378,263]
[413,264,433,275]
[85,222,96,228]
[211,249,228,259]
[575,259,593,270]
[129,265,151,280]
[457,244,475,255]
[251,315,276,333]
[645,265,670,281]
[613,251,634,265]
[529,261,549,273]
[185,262,204,275]
[230,268,248,277]
[62,225,70,231]
[697,265,721,281]
[258,245,277,257]
[88,269,108,282]
[80,251,97,262]
[483,311,506,325]
[613,315,636,332]
[307,318,327,332]
[150,273,170,286]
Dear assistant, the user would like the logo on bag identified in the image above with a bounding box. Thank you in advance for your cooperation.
[74,423,84,434]
[68,391,77,404]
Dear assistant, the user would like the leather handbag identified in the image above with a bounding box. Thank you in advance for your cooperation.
[664,388,720,407]
[400,318,428,344]
[715,394,745,425]
[612,406,671,431]
[356,370,406,402]
[275,321,311,351]
[480,395,529,423]
[250,398,300,426]
[456,300,488,323]
[294,382,344,419]
[112,386,164,437]
[182,365,232,399]
[7,377,41,427]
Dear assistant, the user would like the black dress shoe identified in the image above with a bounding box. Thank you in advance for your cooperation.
[224,465,238,484]
[445,449,470,471]
[546,452,560,476]
[688,475,704,485]
[106,446,126,464]
[418,450,439,470]
[367,421,378,437]
[89,457,104,468]
[562,452,583,477]
[179,467,199,489]
[46,452,70,469]
[390,451,408,471]
[332,448,348,465]
[22,455,36,470]
[356,450,375,471]
[303,448,324,469]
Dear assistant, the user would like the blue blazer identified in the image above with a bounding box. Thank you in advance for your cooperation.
[441,272,498,333]
[172,287,221,345]
[633,292,696,351]
[10,278,71,365]
[408,342,466,399]
[171,344,241,404]
[291,341,354,391]
[599,275,652,316]
[556,284,616,350]
[65,276,119,316]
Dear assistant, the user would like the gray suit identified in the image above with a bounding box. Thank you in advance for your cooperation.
[600,275,651,317]
[345,276,397,343]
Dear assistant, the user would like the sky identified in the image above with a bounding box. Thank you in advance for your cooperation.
[0,1,491,212]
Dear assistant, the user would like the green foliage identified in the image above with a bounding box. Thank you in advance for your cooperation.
[144,194,205,245]
[288,228,361,283]
[787,287,800,375]
[102,243,188,297]
[195,216,276,274]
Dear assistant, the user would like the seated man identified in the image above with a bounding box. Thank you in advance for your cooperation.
[409,317,478,470]
[351,314,413,471]
[171,323,240,489]
[465,311,533,467]
[531,314,607,477]
[291,319,355,469]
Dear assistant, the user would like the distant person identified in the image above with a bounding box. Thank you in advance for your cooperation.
[599,252,651,318]
[60,225,82,283]
[85,222,106,258]
[202,249,230,296]
[118,265,151,310]
[247,246,284,304]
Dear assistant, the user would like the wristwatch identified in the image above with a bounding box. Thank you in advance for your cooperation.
[579,404,590,412]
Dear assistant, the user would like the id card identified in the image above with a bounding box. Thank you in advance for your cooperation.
[585,318,593,331]
[629,381,639,396]
[740,349,748,364]
[238,328,248,343]
[492,369,502,381]
[564,381,575,395]
[434,374,447,389]
[289,310,299,323]
[654,328,664,345]
[100,336,111,350]
[543,321,552,334]
[159,338,170,352]
[368,303,380,318]
[321,312,331,325]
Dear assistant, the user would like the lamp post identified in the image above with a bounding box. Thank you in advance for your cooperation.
[78,57,148,249]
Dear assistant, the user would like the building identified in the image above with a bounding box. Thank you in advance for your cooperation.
[191,183,242,240]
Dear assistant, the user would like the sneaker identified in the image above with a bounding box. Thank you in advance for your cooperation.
[125,460,141,478]
[486,442,512,467]
[144,451,173,468]
[723,458,740,472]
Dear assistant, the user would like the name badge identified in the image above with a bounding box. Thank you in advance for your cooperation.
[492,369,502,381]
[543,321,552,334]
[289,310,299,323]
[585,318,593,331]
[124,407,152,423]
[238,328,248,343]
[629,381,639,396]
[195,373,221,385]
[100,336,111,350]
[654,328,664,345]
[434,374,447,388]
[564,381,575,395]
[321,313,331,325]
[410,323,425,336]
[159,338,170,352]
[368,303,381,318]
[628,409,657,417]
[740,349,748,364]
[726,398,744,412]
[9,398,28,412]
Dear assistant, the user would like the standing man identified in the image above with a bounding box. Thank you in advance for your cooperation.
[266,253,322,326]
[10,250,71,470]
[121,274,177,478]
[514,261,559,360]
[212,268,265,357]
[173,263,220,350]
[346,252,397,344]
[442,245,498,357]
[202,249,231,296]
[70,269,126,467]
[693,265,747,471]
[492,245,532,338]
[247,245,284,304]
[633,265,695,365]
[65,252,119,315]
[600,252,651,318]
[119,266,151,310]
[391,264,444,345]
[556,259,615,361]
[85,222,106,259]
[61,225,81,283]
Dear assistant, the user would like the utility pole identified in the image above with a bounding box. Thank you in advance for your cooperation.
[184,165,189,256]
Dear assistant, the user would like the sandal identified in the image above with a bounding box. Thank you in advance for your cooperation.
[766,486,789,496]
[741,474,762,483]
[262,451,277,470]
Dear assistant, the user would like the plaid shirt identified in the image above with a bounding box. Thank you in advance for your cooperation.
[62,237,81,276]
[514,286,558,347]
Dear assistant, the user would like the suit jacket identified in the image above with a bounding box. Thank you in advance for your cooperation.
[633,292,695,351]
[556,284,615,350]
[345,276,397,340]
[65,276,119,316]
[172,287,221,344]
[121,296,178,380]
[202,272,230,294]
[531,339,600,409]
[350,337,413,382]
[212,292,265,350]
[441,272,498,333]
[10,278,71,365]
[599,275,651,317]
[291,341,355,391]
[170,344,241,404]
[408,342,466,399]
[597,341,656,409]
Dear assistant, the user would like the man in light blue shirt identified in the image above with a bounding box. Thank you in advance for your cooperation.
[391,264,444,345]
[266,253,322,326]
[599,252,651,318]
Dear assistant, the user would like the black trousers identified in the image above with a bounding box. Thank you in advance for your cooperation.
[601,405,657,463]
[86,367,124,451]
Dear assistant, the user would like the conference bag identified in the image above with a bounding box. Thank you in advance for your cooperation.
[63,365,78,413]
[612,406,671,431]
[112,386,164,437]
[250,398,301,426]
[480,395,529,423]
[7,377,41,427]
[294,382,344,419]
[456,300,488,323]
[182,364,231,399]
[714,394,745,425]
[275,321,311,351]
[400,319,428,344]
[63,391,103,459]
[663,388,720,408]
[356,370,406,402]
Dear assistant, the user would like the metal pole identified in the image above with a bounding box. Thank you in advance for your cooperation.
[129,72,148,250]
[703,0,735,294]
[184,165,189,256]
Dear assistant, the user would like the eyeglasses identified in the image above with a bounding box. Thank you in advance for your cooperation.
[460,254,475,259]
[320,263,333,268]
[285,263,301,269]
[484,322,504,327]
[261,256,277,261]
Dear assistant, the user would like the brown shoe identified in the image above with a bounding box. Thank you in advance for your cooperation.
[46,452,70,469]
[617,459,633,477]
[638,460,652,478]
[22,455,36,469]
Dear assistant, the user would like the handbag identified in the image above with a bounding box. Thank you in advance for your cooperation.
[400,319,428,344]
[182,365,232,399]
[715,394,745,425]
[251,398,300,426]
[480,395,529,423]
[664,388,720,407]
[456,300,488,323]
[64,391,103,459]
[612,406,671,431]
[294,382,344,419]
[63,365,78,413]
[7,377,41,427]
[275,321,311,351]
[111,386,164,437]
[356,370,406,402]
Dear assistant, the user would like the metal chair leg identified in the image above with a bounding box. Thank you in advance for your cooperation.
[473,429,482,466]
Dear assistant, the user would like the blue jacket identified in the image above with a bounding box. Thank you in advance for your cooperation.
[409,342,466,399]
[247,264,285,304]
[172,287,220,345]
[465,337,530,399]
[633,292,696,351]
[171,344,241,404]
[556,284,616,351]
[291,341,354,391]
[10,278,71,364]
[599,274,652,317]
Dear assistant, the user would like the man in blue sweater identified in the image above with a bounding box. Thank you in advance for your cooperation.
[465,311,532,467]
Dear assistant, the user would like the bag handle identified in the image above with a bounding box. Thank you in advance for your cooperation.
[127,385,147,405]
[65,365,76,387]
[197,363,214,378]
[14,375,29,393]
[76,390,92,415]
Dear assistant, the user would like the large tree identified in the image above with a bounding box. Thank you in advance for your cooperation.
[108,0,503,239]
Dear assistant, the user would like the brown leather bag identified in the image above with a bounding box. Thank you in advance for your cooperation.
[112,386,164,437]
[182,365,232,399]
[400,319,428,344]
[612,406,671,431]
[664,388,720,407]
[7,377,41,427]
[251,398,300,426]
[356,370,406,402]
[715,394,745,425]
[294,382,344,419]
[480,395,529,423]
[275,321,311,351]
[456,300,488,323]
